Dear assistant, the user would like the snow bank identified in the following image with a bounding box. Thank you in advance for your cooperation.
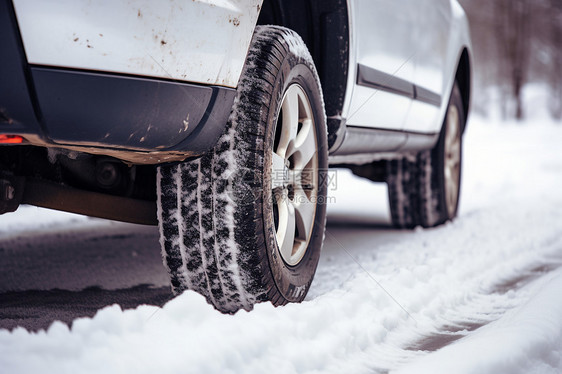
[0,205,93,236]
[0,288,415,374]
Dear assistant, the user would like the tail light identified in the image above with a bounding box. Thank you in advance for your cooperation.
[0,135,24,144]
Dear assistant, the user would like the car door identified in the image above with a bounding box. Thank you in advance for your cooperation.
[344,0,419,130]
[403,0,452,133]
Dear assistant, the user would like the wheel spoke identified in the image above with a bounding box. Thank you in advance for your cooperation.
[446,171,458,209]
[276,87,299,158]
[446,107,460,150]
[276,197,296,262]
[271,152,288,190]
[445,168,454,188]
[294,119,317,168]
[448,141,461,167]
[293,186,316,242]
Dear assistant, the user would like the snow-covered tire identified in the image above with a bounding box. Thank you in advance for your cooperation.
[387,82,464,229]
[157,26,328,313]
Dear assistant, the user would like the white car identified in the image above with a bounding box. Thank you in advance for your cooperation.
[0,0,472,312]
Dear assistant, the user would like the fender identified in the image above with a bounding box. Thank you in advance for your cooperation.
[13,0,263,88]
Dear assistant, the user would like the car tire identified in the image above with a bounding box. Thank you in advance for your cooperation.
[157,26,328,313]
[387,82,464,229]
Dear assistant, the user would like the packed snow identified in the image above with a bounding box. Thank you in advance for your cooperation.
[1,115,561,373]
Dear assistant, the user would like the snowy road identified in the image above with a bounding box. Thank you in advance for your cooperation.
[1,117,562,373]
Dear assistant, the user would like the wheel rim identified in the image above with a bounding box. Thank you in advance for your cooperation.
[271,84,318,266]
[444,104,461,218]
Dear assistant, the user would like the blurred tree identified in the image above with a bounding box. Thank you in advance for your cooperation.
[460,0,562,121]
[494,0,530,120]
[459,0,498,117]
[548,0,562,120]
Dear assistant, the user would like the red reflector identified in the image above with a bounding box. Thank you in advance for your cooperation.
[0,135,24,144]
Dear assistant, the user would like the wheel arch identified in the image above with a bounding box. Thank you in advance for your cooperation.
[455,47,471,132]
[257,0,349,149]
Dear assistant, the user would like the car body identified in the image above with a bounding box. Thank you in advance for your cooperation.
[0,0,472,311]
[2,0,470,164]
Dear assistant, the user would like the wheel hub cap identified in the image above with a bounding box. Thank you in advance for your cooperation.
[444,104,461,217]
[271,84,318,266]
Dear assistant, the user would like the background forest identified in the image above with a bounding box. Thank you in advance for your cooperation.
[459,0,562,120]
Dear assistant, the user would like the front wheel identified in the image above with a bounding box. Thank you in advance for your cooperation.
[157,26,328,313]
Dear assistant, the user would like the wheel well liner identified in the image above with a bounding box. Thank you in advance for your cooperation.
[257,0,349,148]
[455,48,471,131]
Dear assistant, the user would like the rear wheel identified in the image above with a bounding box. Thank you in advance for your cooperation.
[387,82,464,228]
[157,26,328,313]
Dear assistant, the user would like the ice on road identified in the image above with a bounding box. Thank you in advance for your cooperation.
[1,116,562,373]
